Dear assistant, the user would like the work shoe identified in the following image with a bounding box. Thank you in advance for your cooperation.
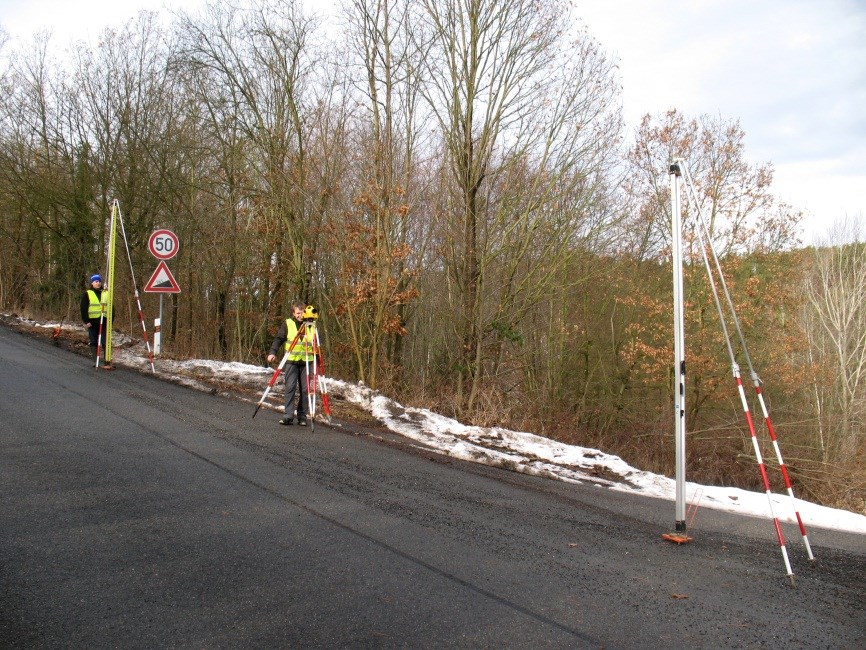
[297,418,307,426]
[279,417,293,426]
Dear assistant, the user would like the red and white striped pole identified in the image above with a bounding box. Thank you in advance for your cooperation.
[751,375,815,561]
[314,326,331,420]
[114,201,155,372]
[95,307,106,369]
[252,351,290,418]
[734,366,795,586]
[132,288,155,373]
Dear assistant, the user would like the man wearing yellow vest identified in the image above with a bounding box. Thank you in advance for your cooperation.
[80,274,106,361]
[267,301,315,426]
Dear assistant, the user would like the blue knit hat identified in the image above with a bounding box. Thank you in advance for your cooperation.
[90,274,103,283]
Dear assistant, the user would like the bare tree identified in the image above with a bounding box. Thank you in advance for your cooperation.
[176,0,318,317]
[324,0,428,388]
[0,35,63,309]
[417,0,620,415]
[623,110,802,262]
[66,13,193,343]
[805,219,866,470]
[0,32,109,316]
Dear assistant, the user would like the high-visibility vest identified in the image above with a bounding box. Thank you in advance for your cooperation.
[285,318,315,361]
[87,289,106,319]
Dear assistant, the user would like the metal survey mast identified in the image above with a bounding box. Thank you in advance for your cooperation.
[669,161,687,534]
[668,159,814,585]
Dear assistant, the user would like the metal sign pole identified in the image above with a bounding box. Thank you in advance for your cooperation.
[154,294,163,355]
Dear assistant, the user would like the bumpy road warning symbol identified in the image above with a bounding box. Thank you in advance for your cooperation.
[144,260,181,293]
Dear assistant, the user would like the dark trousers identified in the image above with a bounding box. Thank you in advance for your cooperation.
[86,318,103,347]
[284,362,308,419]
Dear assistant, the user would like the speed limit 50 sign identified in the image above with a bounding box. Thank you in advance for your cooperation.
[148,229,179,260]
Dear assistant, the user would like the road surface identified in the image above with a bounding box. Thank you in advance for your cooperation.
[1,325,864,647]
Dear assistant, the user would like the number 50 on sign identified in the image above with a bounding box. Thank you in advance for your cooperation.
[148,229,179,260]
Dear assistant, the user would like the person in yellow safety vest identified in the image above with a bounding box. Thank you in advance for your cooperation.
[267,301,316,426]
[80,274,106,360]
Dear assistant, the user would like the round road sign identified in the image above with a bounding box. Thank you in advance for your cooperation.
[148,229,179,260]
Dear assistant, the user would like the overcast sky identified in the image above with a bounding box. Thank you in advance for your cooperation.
[2,0,864,242]
[577,0,866,242]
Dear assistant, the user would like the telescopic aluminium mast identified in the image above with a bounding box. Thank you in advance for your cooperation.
[668,158,810,586]
[669,162,687,534]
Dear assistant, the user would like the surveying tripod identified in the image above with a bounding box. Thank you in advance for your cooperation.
[253,306,331,430]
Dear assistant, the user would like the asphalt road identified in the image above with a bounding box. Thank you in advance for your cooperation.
[1,325,864,648]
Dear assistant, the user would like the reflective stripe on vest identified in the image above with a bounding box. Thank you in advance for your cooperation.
[285,318,315,361]
[87,290,105,319]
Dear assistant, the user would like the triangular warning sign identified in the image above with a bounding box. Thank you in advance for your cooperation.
[144,260,181,293]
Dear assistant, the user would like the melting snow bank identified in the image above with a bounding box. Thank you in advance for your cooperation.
[324,379,866,535]
[3,312,865,535]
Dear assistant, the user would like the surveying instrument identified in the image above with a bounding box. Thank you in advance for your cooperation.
[253,305,332,431]
[666,160,813,586]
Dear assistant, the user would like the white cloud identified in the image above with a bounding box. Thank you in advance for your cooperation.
[0,0,202,44]
[576,0,866,238]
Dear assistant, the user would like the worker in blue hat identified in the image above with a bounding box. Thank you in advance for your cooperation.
[80,274,106,360]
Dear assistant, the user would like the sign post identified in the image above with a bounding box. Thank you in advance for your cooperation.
[146,230,180,356]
